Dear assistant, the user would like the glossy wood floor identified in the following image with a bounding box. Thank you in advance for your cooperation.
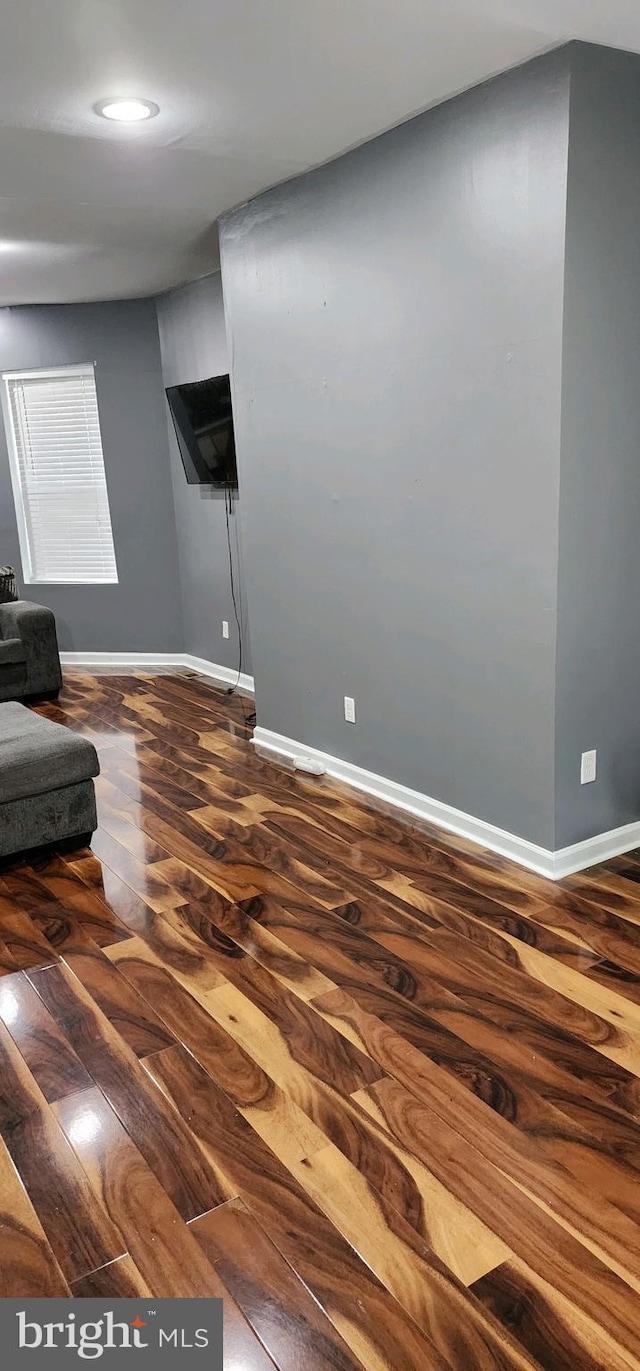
[1,672,640,1368]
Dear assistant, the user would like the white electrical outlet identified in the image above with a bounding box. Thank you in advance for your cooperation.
[222,620,230,640]
[344,695,356,724]
[581,749,597,784]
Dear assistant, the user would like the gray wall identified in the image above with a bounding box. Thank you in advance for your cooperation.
[555,44,640,847]
[0,299,183,652]
[220,50,571,849]
[156,273,251,674]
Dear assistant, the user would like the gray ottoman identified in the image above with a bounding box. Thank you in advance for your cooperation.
[0,702,99,859]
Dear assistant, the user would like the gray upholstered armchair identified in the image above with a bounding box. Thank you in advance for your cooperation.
[0,600,63,702]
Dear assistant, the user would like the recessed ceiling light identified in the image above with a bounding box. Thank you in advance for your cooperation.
[94,98,159,122]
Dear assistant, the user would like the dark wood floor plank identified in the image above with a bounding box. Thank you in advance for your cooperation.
[192,1196,370,1371]
[66,849,171,927]
[95,775,246,880]
[0,1017,125,1282]
[318,804,638,953]
[243,892,640,1098]
[72,1255,152,1298]
[102,746,213,816]
[138,739,259,806]
[111,940,333,1161]
[139,686,254,741]
[563,868,640,920]
[140,814,277,905]
[603,852,640,882]
[60,943,177,1058]
[0,932,19,975]
[65,698,154,743]
[509,887,640,978]
[326,898,640,1109]
[146,850,253,912]
[470,1258,637,1371]
[102,730,254,811]
[290,1139,545,1371]
[0,1135,72,1295]
[102,770,355,911]
[0,970,93,1101]
[192,812,354,905]
[0,894,122,973]
[585,956,640,1007]
[90,828,187,914]
[138,913,382,1097]
[201,977,509,1287]
[66,853,227,989]
[380,870,597,972]
[131,686,251,738]
[75,1250,278,1371]
[153,727,349,820]
[313,991,640,1362]
[28,962,232,1222]
[96,784,172,866]
[237,896,640,1223]
[148,750,263,811]
[53,1086,236,1296]
[310,975,640,1285]
[148,826,339,914]
[30,844,140,932]
[242,897,640,1237]
[0,886,58,969]
[262,810,603,969]
[487,931,640,1050]
[148,1043,470,1371]
[108,694,222,751]
[173,897,335,1002]
[264,808,547,921]
[3,859,131,949]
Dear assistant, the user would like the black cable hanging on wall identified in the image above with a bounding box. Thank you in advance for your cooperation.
[224,482,256,727]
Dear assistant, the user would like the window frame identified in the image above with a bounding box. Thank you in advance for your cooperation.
[1,361,118,586]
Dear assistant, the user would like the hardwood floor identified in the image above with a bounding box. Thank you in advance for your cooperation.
[1,671,640,1368]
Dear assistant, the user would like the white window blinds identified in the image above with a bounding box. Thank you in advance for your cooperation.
[2,363,118,584]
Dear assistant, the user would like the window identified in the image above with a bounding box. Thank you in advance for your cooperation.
[2,363,118,584]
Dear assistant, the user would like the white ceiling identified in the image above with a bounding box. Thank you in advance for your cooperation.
[0,0,639,305]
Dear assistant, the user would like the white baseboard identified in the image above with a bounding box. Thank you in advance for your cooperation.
[182,654,255,694]
[550,823,640,879]
[61,652,182,668]
[60,651,255,696]
[252,725,640,881]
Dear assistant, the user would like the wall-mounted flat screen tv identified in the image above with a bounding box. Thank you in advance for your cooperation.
[166,373,238,487]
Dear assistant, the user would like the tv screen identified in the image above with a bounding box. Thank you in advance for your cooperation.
[166,374,237,487]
